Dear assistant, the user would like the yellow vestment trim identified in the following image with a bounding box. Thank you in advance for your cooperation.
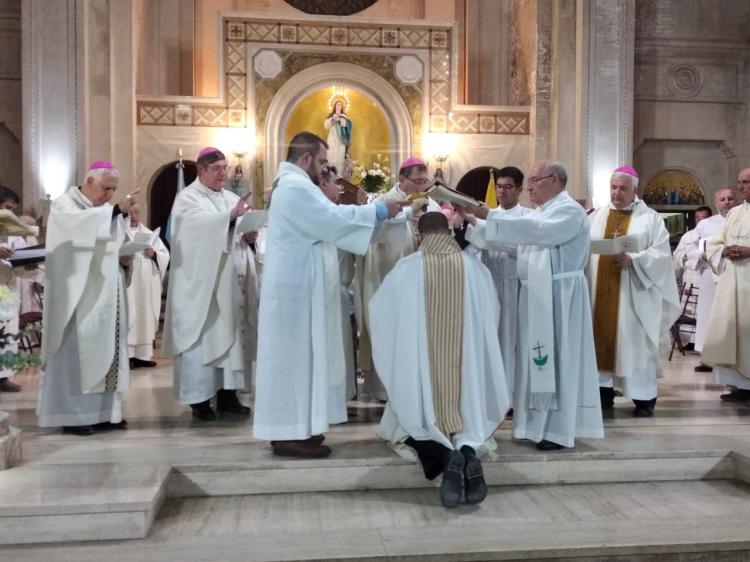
[593,210,633,373]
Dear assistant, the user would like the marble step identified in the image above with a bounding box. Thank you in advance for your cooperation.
[1,450,748,546]
[166,448,740,498]
[0,464,170,545]
[5,483,750,561]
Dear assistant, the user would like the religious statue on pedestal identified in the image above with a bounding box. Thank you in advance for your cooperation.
[323,97,352,173]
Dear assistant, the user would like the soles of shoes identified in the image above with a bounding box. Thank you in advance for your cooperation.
[440,450,465,508]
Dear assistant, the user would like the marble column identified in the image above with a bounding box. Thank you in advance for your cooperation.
[533,0,634,205]
[583,0,635,207]
[22,0,136,204]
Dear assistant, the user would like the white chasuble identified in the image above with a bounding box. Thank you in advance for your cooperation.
[163,179,250,404]
[370,249,510,452]
[465,204,532,404]
[353,184,440,399]
[702,202,750,380]
[588,200,680,400]
[37,186,129,427]
[684,214,725,352]
[484,191,603,448]
[253,162,377,441]
[126,224,169,360]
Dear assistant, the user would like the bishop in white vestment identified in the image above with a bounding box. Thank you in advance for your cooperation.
[371,212,509,507]
[253,132,403,458]
[465,166,531,406]
[465,160,603,450]
[588,167,680,417]
[37,161,134,435]
[125,203,169,368]
[702,169,750,401]
[163,147,253,421]
[354,157,437,401]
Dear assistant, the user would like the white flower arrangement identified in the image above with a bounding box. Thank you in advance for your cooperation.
[352,154,393,193]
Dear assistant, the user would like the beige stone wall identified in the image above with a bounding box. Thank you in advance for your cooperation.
[0,0,21,205]
[172,0,456,98]
[633,0,750,206]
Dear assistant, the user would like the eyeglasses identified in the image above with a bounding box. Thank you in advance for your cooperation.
[496,183,520,190]
[407,177,433,186]
[527,174,553,185]
[738,179,750,186]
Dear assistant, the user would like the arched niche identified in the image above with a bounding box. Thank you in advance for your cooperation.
[643,168,706,206]
[263,62,413,190]
[456,166,496,202]
[146,160,197,245]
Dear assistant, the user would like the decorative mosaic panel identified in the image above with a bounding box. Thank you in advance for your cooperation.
[136,15,530,136]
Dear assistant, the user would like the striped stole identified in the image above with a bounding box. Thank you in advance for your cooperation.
[421,234,464,437]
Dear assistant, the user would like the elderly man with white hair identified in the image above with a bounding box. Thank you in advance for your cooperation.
[37,161,137,435]
[588,166,680,417]
[462,160,603,450]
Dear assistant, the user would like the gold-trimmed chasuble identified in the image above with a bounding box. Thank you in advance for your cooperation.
[592,210,633,373]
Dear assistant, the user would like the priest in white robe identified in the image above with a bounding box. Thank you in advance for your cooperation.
[701,169,750,401]
[253,132,404,458]
[464,160,603,450]
[354,157,438,401]
[125,202,169,369]
[588,167,680,417]
[319,165,359,401]
[673,206,711,290]
[685,189,737,373]
[465,165,531,409]
[371,212,509,507]
[163,147,253,421]
[37,161,135,435]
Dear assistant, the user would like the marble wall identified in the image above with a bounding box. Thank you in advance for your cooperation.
[633,0,750,205]
[0,0,21,206]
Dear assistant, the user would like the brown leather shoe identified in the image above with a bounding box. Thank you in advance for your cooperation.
[0,379,20,392]
[272,440,332,458]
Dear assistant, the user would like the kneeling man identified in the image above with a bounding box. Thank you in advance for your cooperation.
[369,212,510,508]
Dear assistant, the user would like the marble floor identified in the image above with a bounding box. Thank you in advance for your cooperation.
[2,350,750,560]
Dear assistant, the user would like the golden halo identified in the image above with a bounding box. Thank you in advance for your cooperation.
[328,94,349,112]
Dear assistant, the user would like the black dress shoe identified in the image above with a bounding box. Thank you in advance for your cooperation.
[536,439,565,451]
[632,398,655,417]
[272,440,332,458]
[506,408,514,419]
[216,389,251,416]
[191,400,217,421]
[599,387,615,410]
[720,389,750,402]
[131,358,157,368]
[461,446,487,505]
[695,364,713,372]
[93,420,128,431]
[271,435,325,447]
[62,425,95,436]
[440,450,465,508]
[684,343,695,351]
[129,358,138,370]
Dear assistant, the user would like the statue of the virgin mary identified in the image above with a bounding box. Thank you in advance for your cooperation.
[323,97,352,173]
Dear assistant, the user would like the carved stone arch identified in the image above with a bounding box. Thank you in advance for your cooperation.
[263,62,414,189]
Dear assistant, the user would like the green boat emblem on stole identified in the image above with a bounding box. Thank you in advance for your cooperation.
[532,341,549,367]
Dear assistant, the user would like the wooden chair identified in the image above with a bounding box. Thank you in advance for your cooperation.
[18,282,43,352]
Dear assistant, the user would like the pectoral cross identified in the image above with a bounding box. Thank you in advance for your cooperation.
[533,342,545,358]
